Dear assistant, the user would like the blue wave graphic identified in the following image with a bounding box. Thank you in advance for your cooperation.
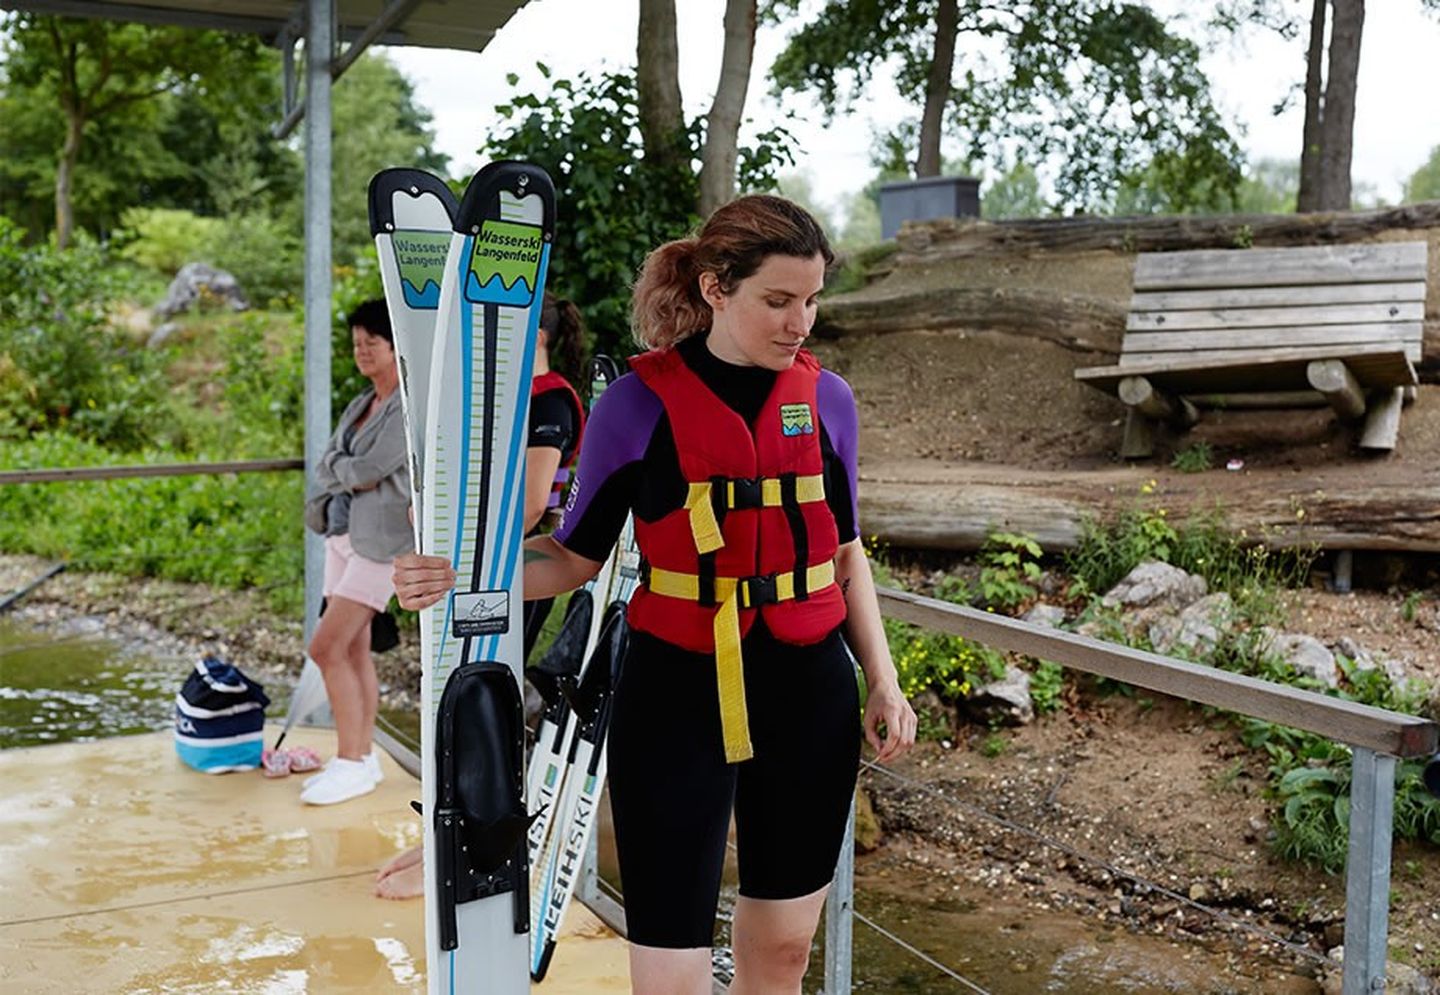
[400,278,441,309]
[465,270,535,306]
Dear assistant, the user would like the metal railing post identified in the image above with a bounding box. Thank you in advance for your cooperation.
[1341,747,1396,995]
[824,796,856,995]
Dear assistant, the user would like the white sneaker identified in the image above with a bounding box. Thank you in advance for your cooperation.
[300,757,377,805]
[304,751,383,788]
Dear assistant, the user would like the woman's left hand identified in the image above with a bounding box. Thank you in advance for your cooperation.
[863,680,916,764]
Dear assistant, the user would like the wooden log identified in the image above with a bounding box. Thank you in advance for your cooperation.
[1190,391,1328,410]
[1120,409,1156,459]
[1359,387,1405,451]
[813,285,1125,352]
[857,459,1440,553]
[892,202,1440,260]
[1118,376,1200,427]
[1306,359,1368,420]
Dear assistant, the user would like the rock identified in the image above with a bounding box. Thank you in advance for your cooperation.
[1149,592,1235,656]
[967,664,1034,726]
[1335,636,1409,686]
[146,321,181,348]
[1264,632,1338,688]
[1102,561,1207,612]
[155,262,249,319]
[1188,883,1208,901]
[854,786,883,853]
[1322,947,1437,995]
[1022,603,1067,628]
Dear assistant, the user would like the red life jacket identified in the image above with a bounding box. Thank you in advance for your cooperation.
[531,370,585,510]
[625,346,846,761]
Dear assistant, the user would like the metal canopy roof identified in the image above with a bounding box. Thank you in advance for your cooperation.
[3,0,525,51]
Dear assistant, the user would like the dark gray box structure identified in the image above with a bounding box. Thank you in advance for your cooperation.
[878,175,981,239]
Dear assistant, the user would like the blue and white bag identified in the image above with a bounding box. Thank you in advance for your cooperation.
[173,656,270,773]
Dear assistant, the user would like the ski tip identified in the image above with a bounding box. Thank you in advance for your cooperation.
[367,167,459,236]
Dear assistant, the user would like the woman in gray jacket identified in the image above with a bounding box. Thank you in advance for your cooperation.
[301,299,413,805]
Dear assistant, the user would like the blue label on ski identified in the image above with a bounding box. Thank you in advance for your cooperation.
[451,590,510,637]
[390,229,449,309]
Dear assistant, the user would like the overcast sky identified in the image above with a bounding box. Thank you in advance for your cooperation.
[385,1,1440,218]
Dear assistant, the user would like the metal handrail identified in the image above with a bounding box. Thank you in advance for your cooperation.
[876,587,1438,758]
[0,459,304,486]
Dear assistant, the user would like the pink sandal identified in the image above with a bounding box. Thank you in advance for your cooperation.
[261,748,292,778]
[287,746,323,773]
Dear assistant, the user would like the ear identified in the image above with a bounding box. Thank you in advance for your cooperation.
[536,326,549,351]
[698,271,727,312]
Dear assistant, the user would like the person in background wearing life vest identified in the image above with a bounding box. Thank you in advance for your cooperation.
[373,291,587,900]
[395,194,916,993]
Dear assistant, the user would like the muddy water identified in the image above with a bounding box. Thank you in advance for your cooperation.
[2,618,1322,993]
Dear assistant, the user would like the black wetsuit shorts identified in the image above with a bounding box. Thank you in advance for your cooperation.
[606,620,861,949]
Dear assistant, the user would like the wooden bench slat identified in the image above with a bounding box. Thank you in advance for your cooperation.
[1075,346,1417,395]
[1123,323,1422,354]
[1120,343,1422,367]
[1130,280,1427,312]
[1133,242,1427,290]
[1127,302,1424,332]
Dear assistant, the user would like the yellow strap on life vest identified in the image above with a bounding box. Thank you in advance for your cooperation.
[645,560,836,763]
[682,474,827,556]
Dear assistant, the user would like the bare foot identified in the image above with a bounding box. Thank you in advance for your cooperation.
[375,859,424,900]
[375,844,423,883]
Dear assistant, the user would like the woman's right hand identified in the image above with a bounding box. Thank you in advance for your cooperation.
[393,554,456,611]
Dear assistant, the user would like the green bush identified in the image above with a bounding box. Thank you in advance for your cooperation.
[118,206,300,306]
[0,216,168,450]
[117,207,225,274]
[977,531,1044,611]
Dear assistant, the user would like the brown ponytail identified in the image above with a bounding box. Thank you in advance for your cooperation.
[540,291,587,385]
[630,194,835,351]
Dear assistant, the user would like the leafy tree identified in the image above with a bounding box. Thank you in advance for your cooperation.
[329,53,448,266]
[981,162,1046,220]
[766,0,1243,212]
[0,14,265,247]
[485,66,794,360]
[1403,145,1440,203]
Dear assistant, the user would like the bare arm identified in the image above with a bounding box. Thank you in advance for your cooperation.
[523,446,563,534]
[834,537,916,763]
[393,535,601,611]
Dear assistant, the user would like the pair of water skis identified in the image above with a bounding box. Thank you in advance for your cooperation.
[367,164,636,993]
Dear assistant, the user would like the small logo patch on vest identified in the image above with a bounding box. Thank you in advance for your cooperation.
[779,402,814,436]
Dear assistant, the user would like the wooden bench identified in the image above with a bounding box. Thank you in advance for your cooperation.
[1074,242,1426,457]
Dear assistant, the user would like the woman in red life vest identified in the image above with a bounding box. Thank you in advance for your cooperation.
[395,195,916,992]
[373,292,585,901]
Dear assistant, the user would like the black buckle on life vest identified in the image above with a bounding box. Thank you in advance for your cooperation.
[739,573,779,608]
[726,477,764,510]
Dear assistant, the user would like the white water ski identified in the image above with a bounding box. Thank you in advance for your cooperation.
[418,160,555,995]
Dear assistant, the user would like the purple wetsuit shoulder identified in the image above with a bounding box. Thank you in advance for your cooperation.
[553,371,662,548]
[817,369,860,538]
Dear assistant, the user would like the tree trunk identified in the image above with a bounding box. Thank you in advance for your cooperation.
[915,0,958,178]
[1317,0,1365,211]
[1295,0,1327,213]
[698,0,756,216]
[55,108,83,250]
[637,0,686,171]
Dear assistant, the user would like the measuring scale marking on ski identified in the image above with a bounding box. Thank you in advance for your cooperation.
[418,161,555,995]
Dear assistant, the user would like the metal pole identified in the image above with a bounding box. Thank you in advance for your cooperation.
[824,796,856,995]
[302,0,334,647]
[578,820,600,907]
[1341,747,1396,995]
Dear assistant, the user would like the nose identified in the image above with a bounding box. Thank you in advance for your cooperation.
[788,302,811,338]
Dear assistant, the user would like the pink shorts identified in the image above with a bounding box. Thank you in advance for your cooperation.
[323,534,396,612]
